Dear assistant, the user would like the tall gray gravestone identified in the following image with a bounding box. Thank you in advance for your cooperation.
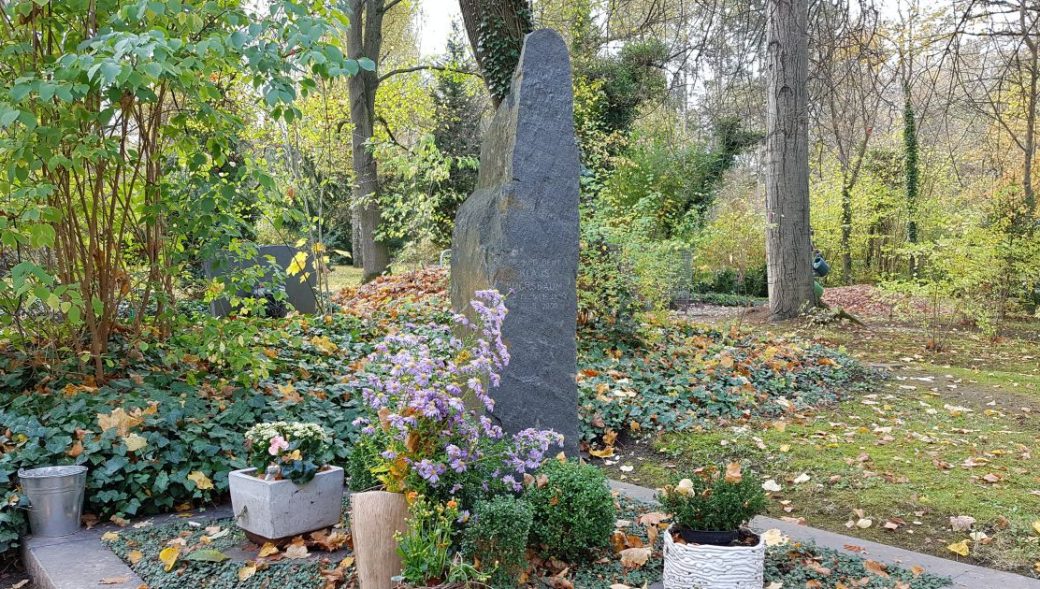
[450,29,580,455]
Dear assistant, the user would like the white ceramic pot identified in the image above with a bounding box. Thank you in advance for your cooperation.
[662,526,765,589]
[229,466,344,541]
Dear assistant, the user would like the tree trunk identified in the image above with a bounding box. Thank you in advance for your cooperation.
[347,0,391,282]
[903,89,920,276]
[351,209,363,268]
[840,183,852,284]
[765,0,815,320]
[458,0,532,105]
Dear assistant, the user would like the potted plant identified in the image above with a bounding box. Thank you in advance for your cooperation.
[657,463,767,589]
[229,421,343,542]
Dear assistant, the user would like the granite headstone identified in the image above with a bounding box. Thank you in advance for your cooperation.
[203,245,318,317]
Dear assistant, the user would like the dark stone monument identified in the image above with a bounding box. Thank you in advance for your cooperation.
[450,29,580,455]
[203,245,318,317]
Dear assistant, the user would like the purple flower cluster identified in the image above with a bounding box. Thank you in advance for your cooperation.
[354,290,562,492]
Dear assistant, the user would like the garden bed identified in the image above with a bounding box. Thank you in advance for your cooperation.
[100,495,949,589]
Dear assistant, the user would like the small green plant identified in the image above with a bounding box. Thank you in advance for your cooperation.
[244,422,332,485]
[397,497,486,586]
[463,495,533,587]
[657,464,766,531]
[346,434,383,492]
[525,458,616,562]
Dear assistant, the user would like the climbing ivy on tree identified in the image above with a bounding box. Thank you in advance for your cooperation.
[458,0,533,105]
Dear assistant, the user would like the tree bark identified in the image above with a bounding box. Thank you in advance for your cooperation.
[765,0,815,320]
[458,0,532,105]
[347,0,391,282]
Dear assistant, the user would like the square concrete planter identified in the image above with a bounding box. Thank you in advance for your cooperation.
[229,466,344,541]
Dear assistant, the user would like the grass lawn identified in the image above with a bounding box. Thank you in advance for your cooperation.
[604,305,1040,578]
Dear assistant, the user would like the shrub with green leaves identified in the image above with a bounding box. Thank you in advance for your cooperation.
[463,495,534,588]
[525,459,616,562]
[657,465,766,531]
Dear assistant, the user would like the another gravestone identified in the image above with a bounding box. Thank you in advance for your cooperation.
[203,245,318,317]
[450,29,580,455]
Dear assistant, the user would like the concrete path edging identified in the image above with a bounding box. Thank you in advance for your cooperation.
[610,479,1040,589]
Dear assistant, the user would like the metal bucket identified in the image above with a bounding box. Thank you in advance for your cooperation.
[18,465,88,538]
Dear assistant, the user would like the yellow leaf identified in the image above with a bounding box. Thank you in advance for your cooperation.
[101,531,120,541]
[128,550,143,565]
[97,408,143,437]
[187,471,213,490]
[159,546,180,572]
[239,563,258,581]
[724,461,743,484]
[1032,520,1040,535]
[947,540,969,557]
[287,251,308,276]
[258,542,280,558]
[589,446,614,458]
[123,433,148,452]
[285,536,309,559]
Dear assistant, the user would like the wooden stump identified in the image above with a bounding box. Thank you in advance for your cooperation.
[351,490,409,589]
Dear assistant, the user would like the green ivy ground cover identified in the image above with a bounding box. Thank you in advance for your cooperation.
[578,320,877,446]
[1,291,874,559]
[101,496,948,589]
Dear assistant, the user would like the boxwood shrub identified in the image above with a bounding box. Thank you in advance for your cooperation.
[525,459,616,562]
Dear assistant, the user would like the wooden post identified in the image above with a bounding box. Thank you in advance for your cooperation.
[351,490,409,589]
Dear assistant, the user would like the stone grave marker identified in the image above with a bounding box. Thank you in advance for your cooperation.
[203,245,318,317]
[450,29,580,455]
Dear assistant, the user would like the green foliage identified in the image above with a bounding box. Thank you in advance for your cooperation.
[903,89,920,252]
[578,321,875,443]
[657,466,766,531]
[463,495,533,588]
[525,459,616,562]
[476,1,534,103]
[244,422,332,485]
[397,498,486,586]
[578,39,670,136]
[346,434,383,492]
[0,309,371,553]
[599,118,759,241]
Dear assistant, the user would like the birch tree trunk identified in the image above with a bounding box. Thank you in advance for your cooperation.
[765,0,815,319]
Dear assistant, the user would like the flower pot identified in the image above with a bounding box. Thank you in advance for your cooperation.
[663,525,764,589]
[677,527,740,546]
[229,466,344,542]
[350,490,409,589]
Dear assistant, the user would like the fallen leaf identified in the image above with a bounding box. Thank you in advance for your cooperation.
[635,511,669,527]
[761,528,788,546]
[793,472,810,484]
[724,462,743,483]
[99,576,129,585]
[856,518,873,529]
[762,479,782,492]
[187,471,213,490]
[238,563,257,581]
[864,560,889,577]
[258,542,280,558]
[128,550,143,564]
[619,546,651,569]
[1032,520,1040,535]
[123,433,148,452]
[101,531,120,541]
[185,549,229,562]
[950,515,975,532]
[285,536,309,559]
[947,539,969,557]
[159,546,180,572]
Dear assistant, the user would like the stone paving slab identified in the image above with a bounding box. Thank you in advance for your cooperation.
[610,479,1040,589]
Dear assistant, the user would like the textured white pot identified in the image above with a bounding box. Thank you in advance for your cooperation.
[229,466,344,540]
[662,527,765,589]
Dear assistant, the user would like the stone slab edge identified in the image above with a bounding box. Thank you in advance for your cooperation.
[610,479,1040,589]
[23,505,232,589]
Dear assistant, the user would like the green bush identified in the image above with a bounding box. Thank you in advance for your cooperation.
[525,459,616,562]
[346,434,383,492]
[657,466,766,531]
[463,496,534,588]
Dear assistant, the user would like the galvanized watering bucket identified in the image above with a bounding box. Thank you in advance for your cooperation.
[18,465,88,538]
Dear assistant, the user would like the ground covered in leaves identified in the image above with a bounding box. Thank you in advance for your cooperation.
[101,495,948,589]
[604,286,1040,578]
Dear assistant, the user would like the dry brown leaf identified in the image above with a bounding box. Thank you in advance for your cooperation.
[285,536,309,559]
[724,461,743,484]
[619,547,651,569]
[99,576,129,585]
